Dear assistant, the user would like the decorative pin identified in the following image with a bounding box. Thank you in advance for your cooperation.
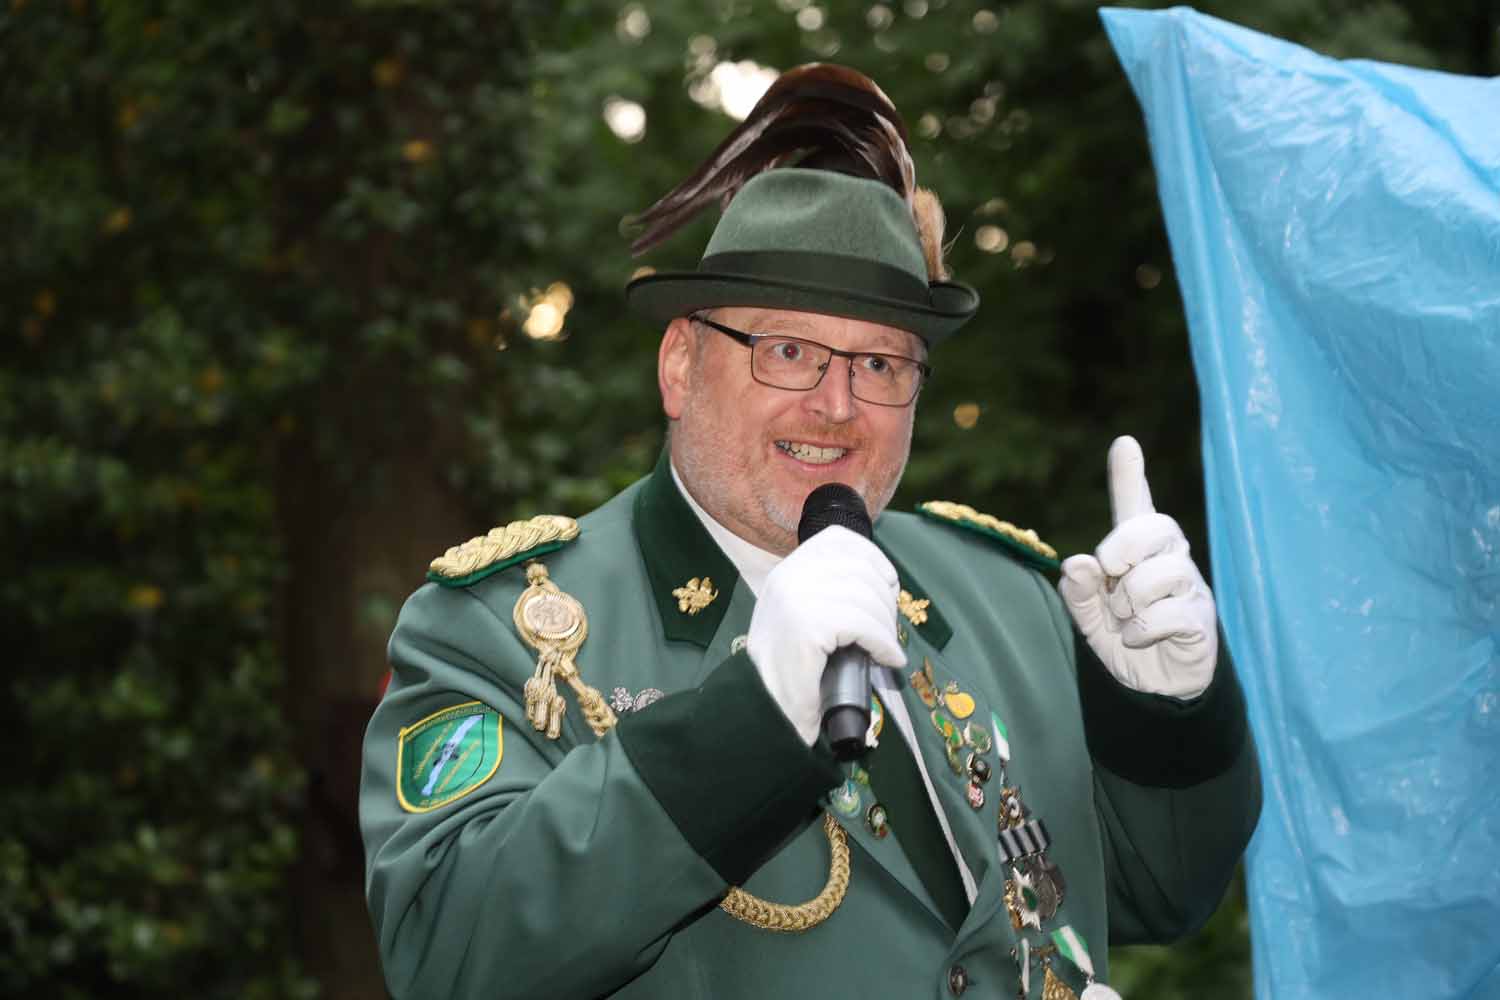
[730,633,748,655]
[870,695,884,740]
[866,802,890,838]
[672,576,718,615]
[962,721,992,754]
[967,752,992,784]
[608,686,665,715]
[966,780,985,810]
[910,658,938,707]
[945,743,966,776]
[512,562,616,739]
[831,778,863,817]
[942,681,976,720]
[897,589,930,626]
[998,786,1028,831]
[930,708,963,750]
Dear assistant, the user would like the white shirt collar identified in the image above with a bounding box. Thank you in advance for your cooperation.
[670,461,782,598]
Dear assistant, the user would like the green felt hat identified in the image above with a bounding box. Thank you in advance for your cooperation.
[626,169,979,345]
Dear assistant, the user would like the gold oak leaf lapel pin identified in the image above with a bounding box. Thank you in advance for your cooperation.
[672,577,718,615]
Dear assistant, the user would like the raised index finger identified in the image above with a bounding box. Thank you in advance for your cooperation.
[1107,435,1155,526]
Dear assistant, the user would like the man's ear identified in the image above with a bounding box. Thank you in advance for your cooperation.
[658,316,695,420]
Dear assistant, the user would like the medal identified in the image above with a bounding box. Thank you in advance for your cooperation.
[997,786,1028,830]
[865,802,890,838]
[966,780,985,809]
[962,721,992,754]
[1004,857,1064,929]
[930,708,963,750]
[1051,926,1122,1000]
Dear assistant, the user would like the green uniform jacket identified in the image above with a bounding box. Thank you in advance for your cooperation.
[360,456,1260,999]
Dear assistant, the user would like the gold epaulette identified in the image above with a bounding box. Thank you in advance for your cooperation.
[427,515,580,587]
[916,500,1059,572]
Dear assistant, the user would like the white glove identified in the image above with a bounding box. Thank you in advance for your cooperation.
[1058,436,1218,700]
[747,525,906,745]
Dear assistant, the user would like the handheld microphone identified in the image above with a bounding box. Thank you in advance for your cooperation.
[797,483,874,762]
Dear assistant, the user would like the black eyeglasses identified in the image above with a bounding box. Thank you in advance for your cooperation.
[691,315,931,407]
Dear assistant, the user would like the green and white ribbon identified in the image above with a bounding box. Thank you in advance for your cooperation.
[1051,925,1094,979]
[990,711,1011,763]
[1051,926,1124,999]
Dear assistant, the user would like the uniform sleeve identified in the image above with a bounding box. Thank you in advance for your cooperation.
[359,581,840,999]
[1037,575,1262,945]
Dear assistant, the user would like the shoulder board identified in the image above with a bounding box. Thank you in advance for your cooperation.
[916,501,1060,573]
[427,515,579,588]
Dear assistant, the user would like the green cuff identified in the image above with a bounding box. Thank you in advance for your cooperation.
[615,650,843,885]
[1077,631,1248,788]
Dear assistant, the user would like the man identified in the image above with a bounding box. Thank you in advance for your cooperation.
[359,65,1259,999]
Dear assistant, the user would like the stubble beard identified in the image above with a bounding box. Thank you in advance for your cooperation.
[672,392,912,555]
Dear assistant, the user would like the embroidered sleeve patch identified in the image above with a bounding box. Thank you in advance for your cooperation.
[396,701,503,813]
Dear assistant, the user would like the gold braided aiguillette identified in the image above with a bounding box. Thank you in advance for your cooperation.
[515,559,850,932]
[718,813,850,932]
[512,562,616,739]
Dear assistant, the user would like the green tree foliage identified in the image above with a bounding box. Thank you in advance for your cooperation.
[3,0,1491,996]
[0,1,563,994]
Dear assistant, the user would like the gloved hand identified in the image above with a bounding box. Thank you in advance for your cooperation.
[747,525,905,745]
[1058,436,1218,699]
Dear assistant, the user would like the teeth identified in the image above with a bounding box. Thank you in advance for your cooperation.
[777,441,847,465]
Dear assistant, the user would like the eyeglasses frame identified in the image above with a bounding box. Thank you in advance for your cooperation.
[689,314,933,407]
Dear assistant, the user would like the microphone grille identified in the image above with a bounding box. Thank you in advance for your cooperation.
[797,483,872,543]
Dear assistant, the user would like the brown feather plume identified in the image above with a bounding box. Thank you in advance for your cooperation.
[628,63,949,277]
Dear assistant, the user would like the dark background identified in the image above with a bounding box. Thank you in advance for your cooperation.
[3,1,1493,996]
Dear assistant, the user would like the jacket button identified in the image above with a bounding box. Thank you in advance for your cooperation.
[947,964,969,996]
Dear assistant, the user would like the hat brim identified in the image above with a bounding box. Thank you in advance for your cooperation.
[626,270,979,346]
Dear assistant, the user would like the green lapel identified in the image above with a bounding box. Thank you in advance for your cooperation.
[828,712,951,933]
[633,450,741,647]
[896,628,1008,937]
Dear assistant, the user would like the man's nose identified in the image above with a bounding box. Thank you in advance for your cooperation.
[805,356,858,422]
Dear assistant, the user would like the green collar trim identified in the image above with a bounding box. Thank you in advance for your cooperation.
[877,541,954,651]
[633,450,741,647]
[631,451,956,650]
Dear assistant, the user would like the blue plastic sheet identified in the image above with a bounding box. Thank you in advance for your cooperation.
[1101,7,1500,998]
